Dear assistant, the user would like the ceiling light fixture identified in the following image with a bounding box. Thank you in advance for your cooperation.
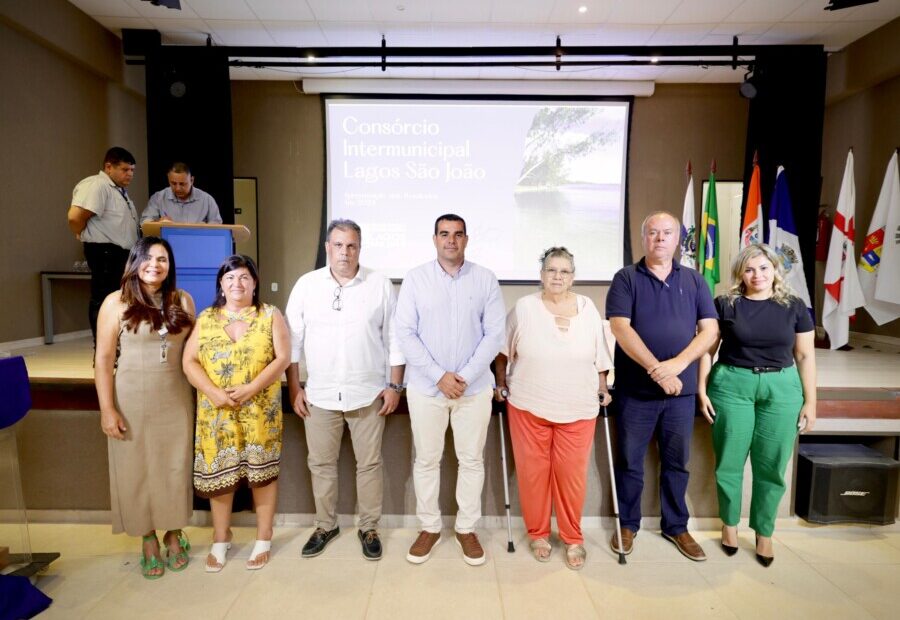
[650,57,659,63]
[578,6,588,13]
[739,69,757,99]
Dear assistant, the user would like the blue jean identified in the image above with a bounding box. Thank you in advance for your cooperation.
[614,393,695,536]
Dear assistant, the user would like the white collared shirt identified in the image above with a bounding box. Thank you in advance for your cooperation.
[285,265,404,411]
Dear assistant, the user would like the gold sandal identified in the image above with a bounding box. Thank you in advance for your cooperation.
[529,538,552,562]
[565,544,586,571]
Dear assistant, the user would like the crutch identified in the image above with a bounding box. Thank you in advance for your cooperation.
[602,405,627,564]
[497,402,515,552]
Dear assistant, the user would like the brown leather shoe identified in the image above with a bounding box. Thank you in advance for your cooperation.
[662,531,707,561]
[406,531,441,564]
[455,532,486,566]
[609,528,635,555]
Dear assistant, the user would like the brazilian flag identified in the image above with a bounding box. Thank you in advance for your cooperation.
[698,172,720,294]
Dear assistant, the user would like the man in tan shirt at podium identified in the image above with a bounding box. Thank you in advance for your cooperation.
[141,162,222,224]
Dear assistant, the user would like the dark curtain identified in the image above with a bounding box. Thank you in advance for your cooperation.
[741,47,827,300]
[145,47,235,223]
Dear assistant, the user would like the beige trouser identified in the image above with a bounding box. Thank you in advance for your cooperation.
[406,386,493,534]
[305,399,385,531]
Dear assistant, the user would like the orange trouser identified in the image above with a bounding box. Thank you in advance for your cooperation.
[507,402,596,545]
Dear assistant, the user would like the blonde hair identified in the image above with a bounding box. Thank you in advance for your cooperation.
[725,243,796,306]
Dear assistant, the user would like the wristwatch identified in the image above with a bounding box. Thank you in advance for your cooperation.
[499,387,510,399]
[387,382,406,394]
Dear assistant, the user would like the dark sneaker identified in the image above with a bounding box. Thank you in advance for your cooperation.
[301,526,340,558]
[455,532,486,566]
[662,531,707,561]
[358,529,382,561]
[609,528,635,555]
[406,531,441,564]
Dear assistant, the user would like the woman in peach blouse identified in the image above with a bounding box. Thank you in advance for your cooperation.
[494,247,612,570]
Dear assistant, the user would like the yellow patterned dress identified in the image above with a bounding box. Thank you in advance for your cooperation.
[193,303,282,497]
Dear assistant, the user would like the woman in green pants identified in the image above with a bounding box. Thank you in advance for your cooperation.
[698,243,816,567]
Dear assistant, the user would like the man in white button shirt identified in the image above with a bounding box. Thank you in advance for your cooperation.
[286,219,405,561]
[394,214,506,566]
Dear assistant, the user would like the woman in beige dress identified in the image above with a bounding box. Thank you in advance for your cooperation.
[95,236,196,579]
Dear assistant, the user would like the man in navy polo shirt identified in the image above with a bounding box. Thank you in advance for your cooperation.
[606,211,718,561]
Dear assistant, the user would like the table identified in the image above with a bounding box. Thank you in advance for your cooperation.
[40,271,91,344]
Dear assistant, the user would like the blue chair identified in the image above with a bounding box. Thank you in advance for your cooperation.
[0,356,31,430]
[0,355,60,581]
[0,356,33,565]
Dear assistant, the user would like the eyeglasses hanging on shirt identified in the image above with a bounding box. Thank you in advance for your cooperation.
[114,184,140,237]
[333,285,343,311]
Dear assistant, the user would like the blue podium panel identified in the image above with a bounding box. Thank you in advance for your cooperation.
[161,227,233,311]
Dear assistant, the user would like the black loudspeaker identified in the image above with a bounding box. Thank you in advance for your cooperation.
[795,444,899,525]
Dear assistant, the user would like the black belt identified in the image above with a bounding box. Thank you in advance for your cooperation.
[751,366,784,374]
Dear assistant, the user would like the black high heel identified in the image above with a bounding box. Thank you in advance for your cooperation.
[755,533,774,567]
[721,525,738,557]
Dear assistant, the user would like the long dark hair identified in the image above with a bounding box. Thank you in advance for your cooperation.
[213,254,262,310]
[119,237,194,334]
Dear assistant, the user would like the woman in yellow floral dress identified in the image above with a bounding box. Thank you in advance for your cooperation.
[182,254,290,572]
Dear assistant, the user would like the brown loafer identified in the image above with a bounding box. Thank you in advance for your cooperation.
[609,528,635,555]
[662,531,707,561]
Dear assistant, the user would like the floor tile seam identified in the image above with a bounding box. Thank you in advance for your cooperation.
[220,571,260,620]
[489,551,509,620]
[690,557,745,620]
[803,561,882,620]
[361,549,380,620]
[67,568,132,620]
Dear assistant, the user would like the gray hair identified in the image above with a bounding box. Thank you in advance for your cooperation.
[539,246,575,272]
[326,218,362,243]
[640,211,680,236]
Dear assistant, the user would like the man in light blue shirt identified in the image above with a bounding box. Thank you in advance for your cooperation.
[395,213,505,566]
[141,162,222,224]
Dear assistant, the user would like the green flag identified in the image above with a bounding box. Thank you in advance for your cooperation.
[698,172,720,294]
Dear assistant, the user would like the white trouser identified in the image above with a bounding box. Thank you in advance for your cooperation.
[406,386,493,534]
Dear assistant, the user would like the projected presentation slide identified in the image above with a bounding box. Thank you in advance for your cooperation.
[326,98,630,281]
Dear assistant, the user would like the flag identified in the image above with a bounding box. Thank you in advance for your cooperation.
[698,169,720,294]
[857,152,900,324]
[767,166,813,312]
[741,157,763,248]
[680,168,697,269]
[823,150,866,349]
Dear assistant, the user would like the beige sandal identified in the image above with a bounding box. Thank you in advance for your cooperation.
[565,544,586,571]
[529,538,552,563]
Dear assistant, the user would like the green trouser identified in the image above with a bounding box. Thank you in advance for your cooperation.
[707,363,803,537]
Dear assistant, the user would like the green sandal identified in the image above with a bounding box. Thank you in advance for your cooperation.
[140,534,165,580]
[165,529,191,572]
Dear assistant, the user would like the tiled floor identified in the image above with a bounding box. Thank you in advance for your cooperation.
[7,522,900,619]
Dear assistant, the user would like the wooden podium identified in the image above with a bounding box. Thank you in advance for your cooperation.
[141,222,252,310]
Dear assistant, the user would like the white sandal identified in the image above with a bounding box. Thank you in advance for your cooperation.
[205,541,232,573]
[246,540,272,570]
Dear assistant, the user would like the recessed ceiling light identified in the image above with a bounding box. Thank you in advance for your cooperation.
[307,55,316,63]
[650,57,659,64]
[578,6,588,14]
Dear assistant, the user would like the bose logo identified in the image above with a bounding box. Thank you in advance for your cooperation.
[840,491,870,497]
